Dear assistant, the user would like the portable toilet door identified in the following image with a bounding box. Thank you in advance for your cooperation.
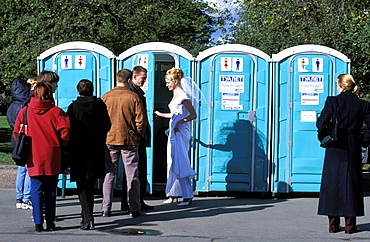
[116,42,195,193]
[271,45,350,193]
[37,41,116,111]
[195,44,271,193]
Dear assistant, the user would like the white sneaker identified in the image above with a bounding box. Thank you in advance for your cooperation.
[162,198,174,204]
[162,197,179,204]
[22,201,33,210]
[16,199,23,209]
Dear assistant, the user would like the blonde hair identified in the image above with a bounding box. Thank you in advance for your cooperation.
[27,77,37,89]
[27,78,37,85]
[165,68,184,83]
[337,74,358,94]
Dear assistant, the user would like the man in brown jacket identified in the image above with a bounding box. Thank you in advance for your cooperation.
[101,69,147,218]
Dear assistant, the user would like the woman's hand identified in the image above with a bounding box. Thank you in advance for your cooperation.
[154,111,162,117]
[154,111,172,119]
[174,122,180,132]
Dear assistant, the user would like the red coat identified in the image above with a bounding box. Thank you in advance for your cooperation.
[14,97,70,177]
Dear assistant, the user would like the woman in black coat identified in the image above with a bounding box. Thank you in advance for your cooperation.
[317,74,370,234]
[66,80,111,230]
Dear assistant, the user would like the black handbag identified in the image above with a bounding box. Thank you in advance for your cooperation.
[12,107,29,166]
[320,98,339,148]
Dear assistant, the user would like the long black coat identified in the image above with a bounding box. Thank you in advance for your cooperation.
[66,96,111,182]
[316,91,370,217]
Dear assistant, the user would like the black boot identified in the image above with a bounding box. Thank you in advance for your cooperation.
[80,221,95,230]
[35,224,43,232]
[46,222,56,231]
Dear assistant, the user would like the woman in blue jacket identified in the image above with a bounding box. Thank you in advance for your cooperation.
[6,79,32,210]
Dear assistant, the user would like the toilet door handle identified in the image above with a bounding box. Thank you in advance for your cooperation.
[248,111,256,122]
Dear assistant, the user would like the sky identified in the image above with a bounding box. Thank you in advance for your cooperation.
[204,0,239,43]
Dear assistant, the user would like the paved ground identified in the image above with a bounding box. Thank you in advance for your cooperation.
[0,164,17,189]
[2,164,370,241]
[2,187,370,241]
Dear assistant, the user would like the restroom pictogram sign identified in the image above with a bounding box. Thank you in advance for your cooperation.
[75,55,86,69]
[221,57,232,71]
[138,54,149,68]
[61,55,72,69]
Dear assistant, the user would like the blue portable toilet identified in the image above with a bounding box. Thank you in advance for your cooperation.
[116,42,195,193]
[37,41,116,111]
[195,44,271,193]
[37,42,116,191]
[271,44,350,193]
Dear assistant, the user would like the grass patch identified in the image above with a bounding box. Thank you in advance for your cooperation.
[0,116,13,164]
[363,164,370,171]
[0,116,12,142]
[0,116,10,128]
[0,142,12,152]
[0,129,12,142]
[0,152,13,164]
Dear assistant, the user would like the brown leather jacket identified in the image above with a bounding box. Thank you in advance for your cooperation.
[102,86,147,146]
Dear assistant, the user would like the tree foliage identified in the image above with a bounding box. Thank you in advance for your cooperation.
[229,0,370,98]
[0,0,225,94]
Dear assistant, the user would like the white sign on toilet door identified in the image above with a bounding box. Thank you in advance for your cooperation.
[138,54,149,68]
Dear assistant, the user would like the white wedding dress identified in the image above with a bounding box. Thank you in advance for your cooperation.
[165,91,196,198]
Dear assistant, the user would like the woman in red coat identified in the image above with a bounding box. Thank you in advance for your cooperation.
[14,82,70,232]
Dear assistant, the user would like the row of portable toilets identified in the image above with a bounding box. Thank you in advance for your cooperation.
[38,41,350,195]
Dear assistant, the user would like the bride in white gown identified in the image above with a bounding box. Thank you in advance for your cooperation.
[154,68,197,206]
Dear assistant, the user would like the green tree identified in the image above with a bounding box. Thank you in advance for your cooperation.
[0,0,225,95]
[229,0,370,98]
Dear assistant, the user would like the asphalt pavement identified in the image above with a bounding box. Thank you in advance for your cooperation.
[2,188,370,241]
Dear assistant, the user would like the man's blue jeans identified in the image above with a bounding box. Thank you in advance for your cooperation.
[16,166,31,202]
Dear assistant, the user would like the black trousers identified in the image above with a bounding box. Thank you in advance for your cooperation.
[121,144,147,207]
[77,178,96,222]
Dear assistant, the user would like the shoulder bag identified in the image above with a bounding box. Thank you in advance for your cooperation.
[12,107,29,166]
[320,98,339,148]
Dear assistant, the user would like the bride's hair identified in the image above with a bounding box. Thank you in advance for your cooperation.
[166,68,184,83]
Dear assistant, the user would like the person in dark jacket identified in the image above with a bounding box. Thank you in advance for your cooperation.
[6,79,32,209]
[66,79,111,230]
[317,74,370,234]
[121,66,154,211]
